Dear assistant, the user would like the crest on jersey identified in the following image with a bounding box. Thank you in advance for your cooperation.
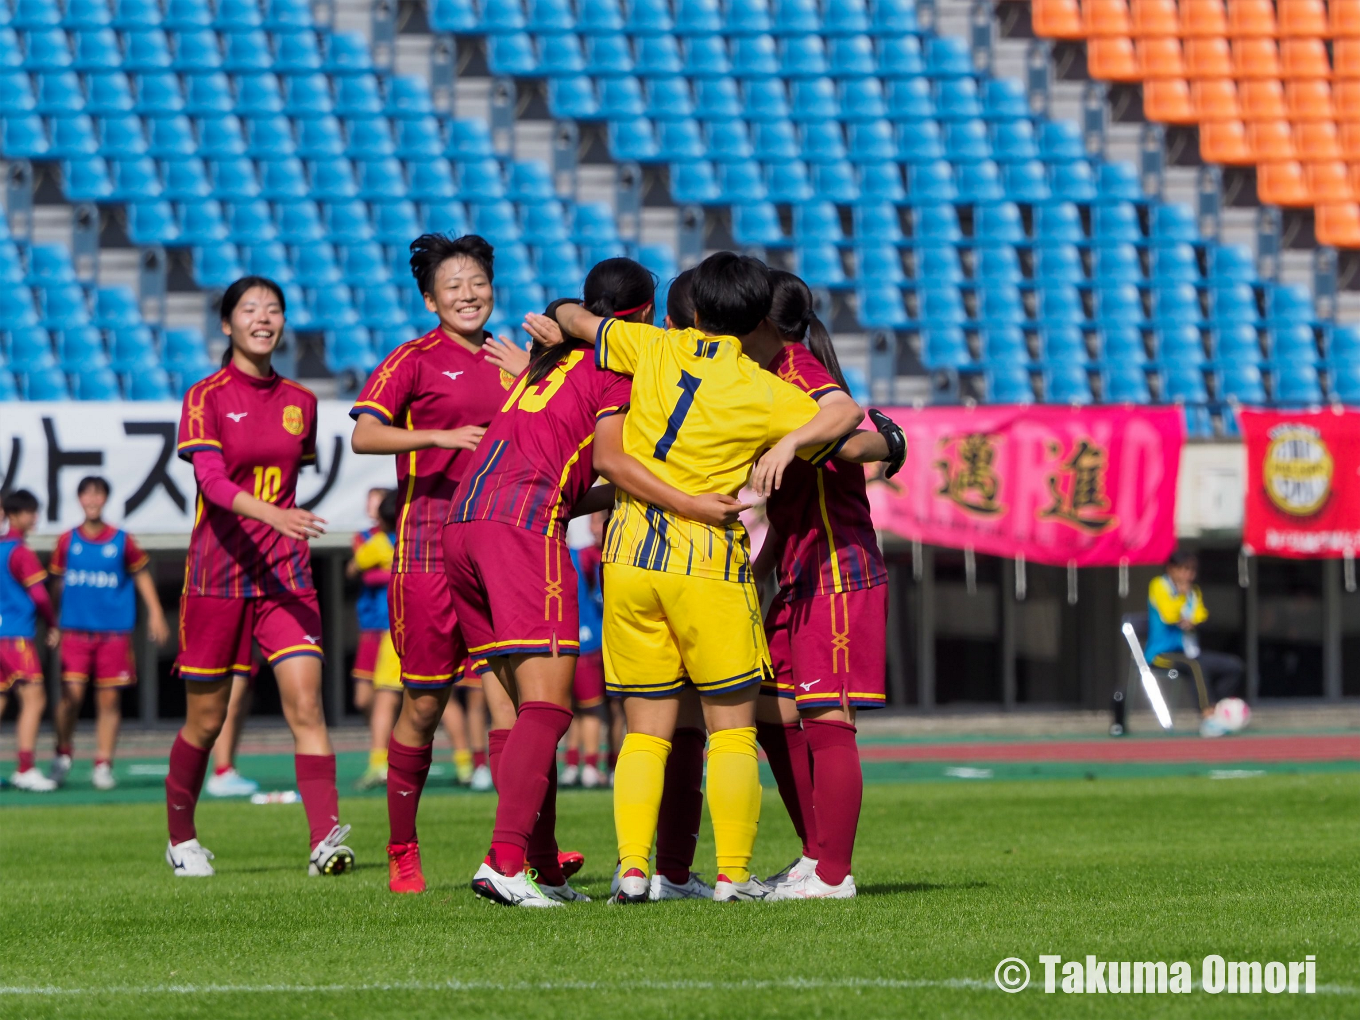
[282,404,305,436]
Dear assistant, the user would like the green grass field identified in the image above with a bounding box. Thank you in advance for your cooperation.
[3,772,1357,1019]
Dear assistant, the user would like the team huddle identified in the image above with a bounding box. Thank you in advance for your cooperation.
[3,230,907,904]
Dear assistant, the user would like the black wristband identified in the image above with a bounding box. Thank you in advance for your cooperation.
[867,408,907,479]
[543,298,582,323]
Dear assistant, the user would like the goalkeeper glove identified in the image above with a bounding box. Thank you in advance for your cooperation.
[867,408,906,479]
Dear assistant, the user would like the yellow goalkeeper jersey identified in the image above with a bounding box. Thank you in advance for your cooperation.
[594,319,839,582]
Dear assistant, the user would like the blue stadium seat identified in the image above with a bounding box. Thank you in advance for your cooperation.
[1220,362,1267,404]
[1046,363,1093,404]
[428,0,476,32]
[1035,202,1082,244]
[771,0,819,34]
[877,34,923,78]
[1095,161,1142,203]
[234,72,284,114]
[22,28,73,68]
[633,34,682,74]
[128,364,172,399]
[1269,323,1317,362]
[145,113,195,157]
[49,114,99,157]
[850,200,901,244]
[923,326,970,369]
[857,161,904,203]
[222,29,272,71]
[944,120,989,163]
[779,35,825,78]
[731,202,783,246]
[293,242,340,288]
[1049,161,1096,202]
[848,120,895,163]
[872,0,918,33]
[1213,322,1260,361]
[800,120,846,163]
[410,158,460,200]
[829,34,876,78]
[108,155,161,200]
[856,243,905,284]
[214,0,262,29]
[33,70,83,113]
[274,30,323,72]
[285,73,335,116]
[25,366,72,399]
[1032,244,1080,284]
[183,71,233,114]
[608,116,657,158]
[1002,161,1049,203]
[191,242,241,289]
[444,118,495,161]
[645,76,693,121]
[177,198,228,243]
[96,113,149,156]
[839,77,886,122]
[161,155,211,199]
[259,156,309,199]
[1089,243,1136,282]
[824,0,869,35]
[1207,243,1254,284]
[652,118,701,161]
[245,114,296,157]
[925,36,971,78]
[72,27,121,69]
[65,0,113,27]
[209,156,260,199]
[705,118,752,161]
[15,0,61,28]
[913,204,961,244]
[748,119,795,160]
[244,241,294,283]
[1163,358,1208,403]
[422,201,469,236]
[123,28,173,70]
[1104,362,1151,403]
[1094,282,1141,323]
[1329,359,1360,405]
[934,79,980,123]
[1330,324,1360,360]
[196,114,246,157]
[294,115,342,157]
[814,161,858,202]
[975,245,1022,284]
[857,285,908,327]
[991,121,1037,162]
[395,116,444,159]
[1157,324,1204,363]
[109,323,156,370]
[979,78,1027,121]
[163,0,211,29]
[795,200,843,242]
[487,32,537,75]
[987,363,1034,403]
[306,158,356,200]
[1099,324,1146,363]
[325,32,373,74]
[1037,121,1084,163]
[225,198,275,241]
[913,245,962,283]
[518,199,566,245]
[730,33,778,78]
[345,116,394,156]
[983,324,1028,364]
[600,75,647,118]
[764,159,813,202]
[885,78,932,122]
[1266,283,1313,323]
[335,74,382,116]
[528,0,574,32]
[1150,241,1197,282]
[626,0,672,34]
[537,241,585,293]
[675,0,721,36]
[1093,203,1140,245]
[584,33,633,75]
[455,157,505,201]
[81,70,132,113]
[368,200,417,246]
[7,327,55,370]
[977,285,1022,324]
[548,74,598,117]
[956,161,1002,203]
[536,31,584,75]
[719,161,767,202]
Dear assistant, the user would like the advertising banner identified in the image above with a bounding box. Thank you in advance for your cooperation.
[1240,408,1360,558]
[867,405,1185,566]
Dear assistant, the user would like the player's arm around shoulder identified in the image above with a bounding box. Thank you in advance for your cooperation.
[552,305,665,378]
[751,377,865,496]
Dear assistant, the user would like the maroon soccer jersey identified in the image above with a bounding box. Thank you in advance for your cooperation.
[765,344,887,602]
[176,364,318,598]
[350,327,513,572]
[449,348,632,538]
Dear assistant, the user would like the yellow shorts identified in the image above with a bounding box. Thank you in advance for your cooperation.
[601,562,771,698]
[373,632,403,691]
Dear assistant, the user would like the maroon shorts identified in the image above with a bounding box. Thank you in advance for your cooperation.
[443,519,581,659]
[0,637,43,693]
[61,630,136,687]
[175,590,323,681]
[764,585,888,710]
[388,570,467,687]
[352,628,384,682]
[573,650,605,709]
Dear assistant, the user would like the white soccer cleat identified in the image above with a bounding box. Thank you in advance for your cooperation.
[610,866,650,905]
[580,763,603,788]
[471,862,562,907]
[92,762,116,790]
[11,767,57,792]
[166,838,215,877]
[308,824,355,876]
[538,879,591,903]
[768,871,857,901]
[49,753,72,786]
[205,768,260,797]
[713,874,772,902]
[764,855,817,887]
[560,763,580,787]
[469,764,494,791]
[651,871,715,900]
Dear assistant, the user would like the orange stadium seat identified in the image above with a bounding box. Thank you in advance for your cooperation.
[1286,80,1335,121]
[1280,39,1332,79]
[1130,0,1180,36]
[1238,78,1287,119]
[1249,118,1297,159]
[1332,0,1360,38]
[1144,78,1198,120]
[1350,163,1360,194]
[1226,0,1278,37]
[1277,0,1328,38]
[1295,121,1342,161]
[1257,161,1314,204]
[1333,39,1360,77]
[1233,38,1282,78]
[1306,161,1355,201]
[1088,36,1143,78]
[1185,37,1235,77]
[1033,0,1086,38]
[1316,203,1360,247]
[1180,0,1229,37]
[1192,78,1242,119]
[1340,123,1360,160]
[1200,119,1255,161]
[1138,37,1187,76]
[1334,80,1360,111]
[1084,0,1133,36]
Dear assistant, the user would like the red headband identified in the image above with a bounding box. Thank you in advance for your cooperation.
[611,301,651,318]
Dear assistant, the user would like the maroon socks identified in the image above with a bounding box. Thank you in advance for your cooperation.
[487,727,510,790]
[165,733,210,845]
[804,719,862,886]
[295,753,339,849]
[488,702,572,877]
[17,749,34,773]
[525,764,565,885]
[756,719,819,860]
[387,738,433,845]
[655,726,706,884]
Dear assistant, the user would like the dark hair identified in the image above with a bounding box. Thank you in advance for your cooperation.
[377,489,398,532]
[77,476,110,497]
[526,259,657,385]
[768,270,849,391]
[666,267,696,329]
[219,275,286,366]
[2,488,39,516]
[1167,549,1198,569]
[409,233,494,297]
[690,251,771,337]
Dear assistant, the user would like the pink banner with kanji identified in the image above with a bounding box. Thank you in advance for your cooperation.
[866,405,1185,566]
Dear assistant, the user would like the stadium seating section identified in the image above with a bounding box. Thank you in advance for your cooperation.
[0,0,1353,428]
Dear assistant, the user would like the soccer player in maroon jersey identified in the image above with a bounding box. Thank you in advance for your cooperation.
[743,271,906,900]
[447,259,746,906]
[166,275,352,879]
[349,233,533,893]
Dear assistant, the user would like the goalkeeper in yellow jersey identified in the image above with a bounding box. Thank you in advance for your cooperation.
[545,252,863,902]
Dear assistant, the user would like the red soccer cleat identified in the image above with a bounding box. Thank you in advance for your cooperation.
[558,850,585,880]
[388,841,426,894]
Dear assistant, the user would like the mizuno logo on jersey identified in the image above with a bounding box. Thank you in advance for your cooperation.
[442,371,464,381]
[226,412,248,422]
[798,680,819,691]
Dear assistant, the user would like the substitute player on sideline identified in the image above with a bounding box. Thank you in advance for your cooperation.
[349,489,400,788]
[0,489,60,791]
[166,275,353,879]
[551,252,864,902]
[447,259,746,907]
[48,476,170,791]
[349,233,528,893]
[742,271,906,900]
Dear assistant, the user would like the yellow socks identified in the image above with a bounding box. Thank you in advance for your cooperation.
[706,726,761,883]
[369,748,388,770]
[453,748,473,784]
[613,732,671,876]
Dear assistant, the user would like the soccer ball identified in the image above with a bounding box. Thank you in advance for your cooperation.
[1212,697,1251,734]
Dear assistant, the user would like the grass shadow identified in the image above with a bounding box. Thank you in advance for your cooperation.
[858,880,990,897]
